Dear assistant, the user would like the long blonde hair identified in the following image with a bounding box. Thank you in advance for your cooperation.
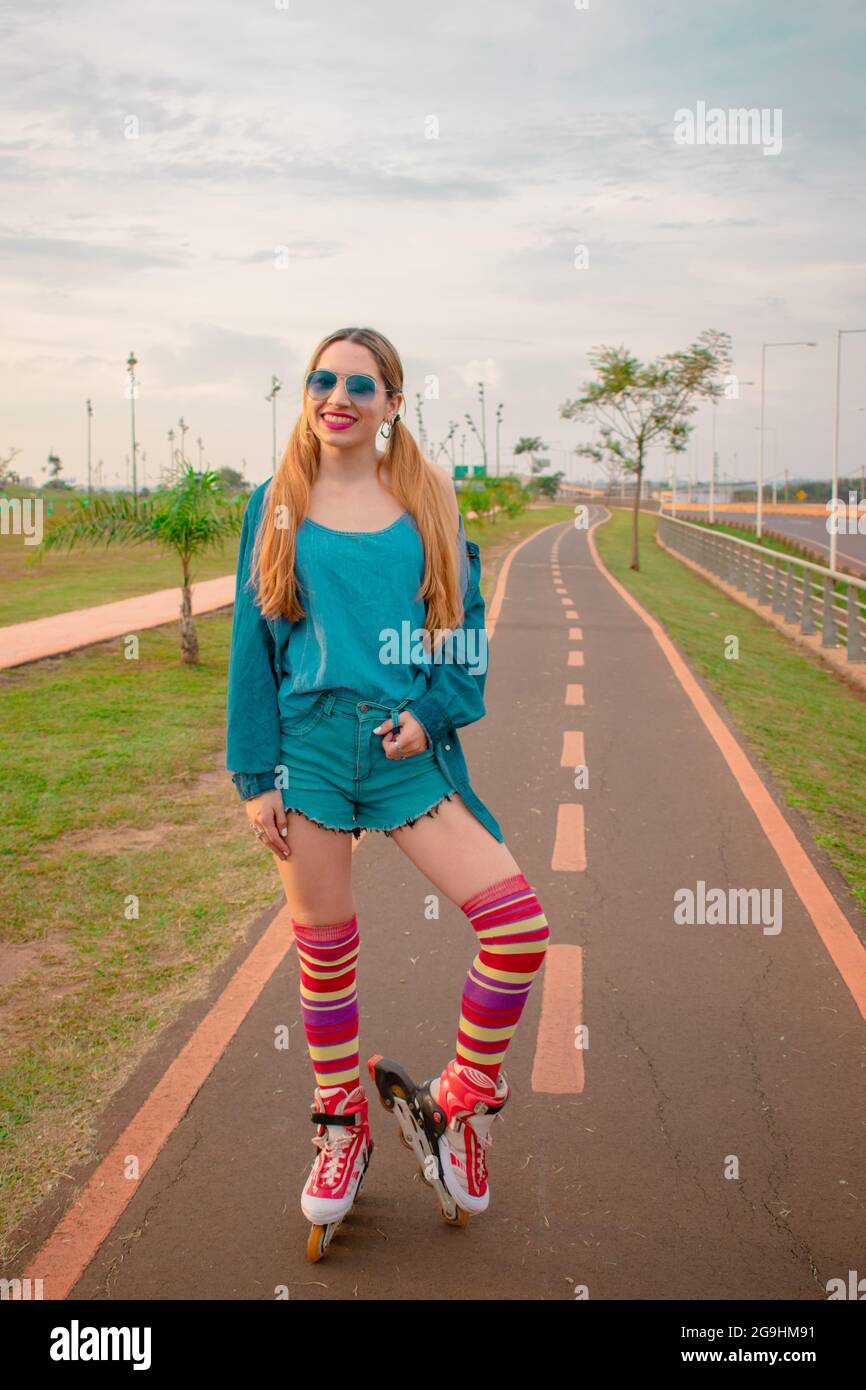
[252,326,463,646]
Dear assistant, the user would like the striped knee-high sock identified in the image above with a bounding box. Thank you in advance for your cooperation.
[291,914,360,1091]
[455,873,550,1083]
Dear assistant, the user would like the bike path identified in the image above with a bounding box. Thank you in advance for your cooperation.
[11,509,866,1300]
[0,576,235,669]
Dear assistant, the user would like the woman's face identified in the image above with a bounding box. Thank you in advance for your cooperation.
[304,340,402,450]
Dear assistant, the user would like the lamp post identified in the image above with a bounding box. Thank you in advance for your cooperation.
[85,399,93,499]
[495,402,503,477]
[177,417,189,472]
[167,428,175,486]
[830,328,866,572]
[758,341,815,541]
[126,351,139,506]
[265,376,282,473]
[479,382,487,472]
[710,379,754,520]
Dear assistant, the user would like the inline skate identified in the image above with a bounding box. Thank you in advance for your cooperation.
[366,1054,509,1224]
[301,1081,374,1262]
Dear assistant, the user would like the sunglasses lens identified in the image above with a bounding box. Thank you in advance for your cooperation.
[307,370,337,398]
[346,375,377,402]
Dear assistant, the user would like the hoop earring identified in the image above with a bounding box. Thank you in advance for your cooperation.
[381,417,393,439]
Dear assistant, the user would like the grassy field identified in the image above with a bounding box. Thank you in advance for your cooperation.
[0,486,242,626]
[0,492,567,629]
[597,506,866,912]
[0,502,572,1259]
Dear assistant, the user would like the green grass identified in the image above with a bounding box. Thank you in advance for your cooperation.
[597,507,866,912]
[0,612,277,1256]
[0,502,569,1259]
[0,495,569,628]
[0,521,240,626]
[662,514,866,622]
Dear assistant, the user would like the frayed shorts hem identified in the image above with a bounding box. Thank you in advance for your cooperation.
[283,791,457,841]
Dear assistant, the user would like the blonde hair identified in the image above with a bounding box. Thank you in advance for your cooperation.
[252,326,462,646]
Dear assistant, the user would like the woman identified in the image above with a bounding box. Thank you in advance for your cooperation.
[226,326,550,1234]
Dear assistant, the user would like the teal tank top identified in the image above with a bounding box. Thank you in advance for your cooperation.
[276,510,432,727]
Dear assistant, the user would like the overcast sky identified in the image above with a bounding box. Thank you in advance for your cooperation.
[2,0,864,491]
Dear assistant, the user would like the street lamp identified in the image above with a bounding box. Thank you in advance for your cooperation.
[495,402,503,477]
[758,341,815,541]
[177,417,189,472]
[265,375,282,474]
[85,399,93,499]
[830,328,866,572]
[126,351,139,506]
[709,379,754,520]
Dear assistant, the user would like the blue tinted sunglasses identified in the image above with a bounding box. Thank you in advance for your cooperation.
[305,369,396,404]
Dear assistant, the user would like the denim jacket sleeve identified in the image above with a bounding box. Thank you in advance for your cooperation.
[226,484,282,801]
[406,519,488,748]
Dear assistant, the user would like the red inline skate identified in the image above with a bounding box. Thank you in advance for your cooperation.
[301,1082,374,1262]
[366,1054,509,1224]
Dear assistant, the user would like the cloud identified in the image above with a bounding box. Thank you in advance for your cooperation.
[0,234,179,272]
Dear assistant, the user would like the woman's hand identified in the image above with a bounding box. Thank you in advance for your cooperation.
[373,711,429,759]
[244,789,291,861]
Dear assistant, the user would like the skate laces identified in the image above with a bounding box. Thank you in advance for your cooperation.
[449,1099,502,1188]
[464,1111,498,1185]
[311,1126,355,1187]
[311,1088,363,1188]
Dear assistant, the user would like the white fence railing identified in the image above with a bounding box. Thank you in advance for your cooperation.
[657,513,866,665]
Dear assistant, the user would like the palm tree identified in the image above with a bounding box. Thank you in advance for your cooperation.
[513,436,548,478]
[36,464,246,663]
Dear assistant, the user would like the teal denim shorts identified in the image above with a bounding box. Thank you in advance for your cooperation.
[278,690,457,840]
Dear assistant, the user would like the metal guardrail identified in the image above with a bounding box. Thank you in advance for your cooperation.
[657,512,866,664]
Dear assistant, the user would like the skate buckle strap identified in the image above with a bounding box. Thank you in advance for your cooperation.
[311,1109,361,1127]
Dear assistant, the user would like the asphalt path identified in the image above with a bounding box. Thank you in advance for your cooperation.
[12,507,866,1301]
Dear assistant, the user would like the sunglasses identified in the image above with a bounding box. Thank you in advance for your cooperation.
[305,369,395,404]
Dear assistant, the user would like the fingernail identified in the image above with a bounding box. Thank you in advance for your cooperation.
[280,827,288,836]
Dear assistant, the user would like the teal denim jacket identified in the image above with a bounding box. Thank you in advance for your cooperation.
[225,482,504,844]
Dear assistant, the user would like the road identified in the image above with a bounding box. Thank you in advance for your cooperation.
[10,508,866,1301]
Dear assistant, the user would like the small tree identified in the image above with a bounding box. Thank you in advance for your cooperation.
[534,472,564,501]
[513,436,548,478]
[218,466,250,493]
[0,447,21,489]
[561,330,732,569]
[36,464,245,663]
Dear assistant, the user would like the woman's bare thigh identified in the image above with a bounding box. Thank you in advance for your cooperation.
[274,810,356,925]
[386,792,522,907]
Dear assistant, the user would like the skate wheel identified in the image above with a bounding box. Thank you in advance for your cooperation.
[375,1080,408,1114]
[307,1224,327,1262]
[442,1205,472,1227]
[397,1123,413,1151]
